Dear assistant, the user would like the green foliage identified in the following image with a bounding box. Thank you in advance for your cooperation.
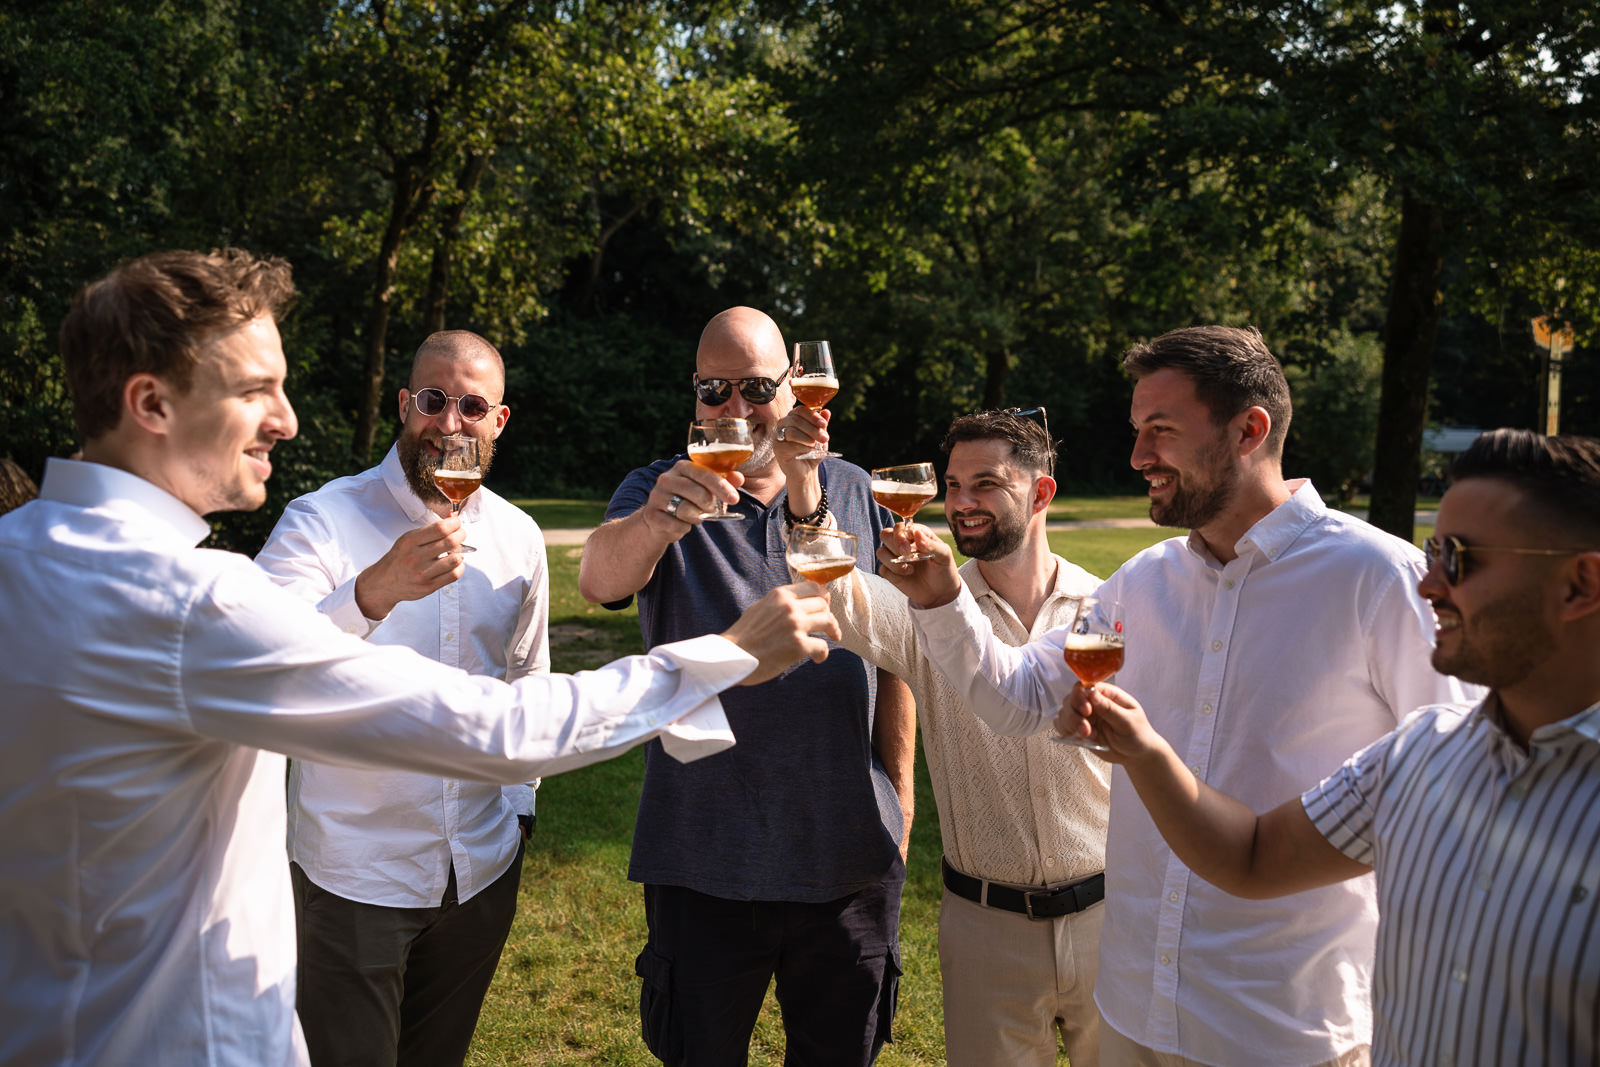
[1283,330,1385,505]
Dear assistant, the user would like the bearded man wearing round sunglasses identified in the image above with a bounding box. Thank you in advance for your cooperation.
[256,329,548,1067]
[580,306,916,1067]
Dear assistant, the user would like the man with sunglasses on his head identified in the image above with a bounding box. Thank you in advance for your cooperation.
[579,307,915,1067]
[882,326,1480,1067]
[256,329,547,1067]
[806,406,1110,1066]
[1060,427,1600,1066]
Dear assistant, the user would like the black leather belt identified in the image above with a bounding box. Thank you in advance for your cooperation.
[941,856,1105,920]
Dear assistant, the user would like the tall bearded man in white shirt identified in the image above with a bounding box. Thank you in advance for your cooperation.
[796,407,1109,1066]
[256,330,547,1067]
[879,325,1480,1067]
[1066,427,1600,1067]
[0,248,839,1067]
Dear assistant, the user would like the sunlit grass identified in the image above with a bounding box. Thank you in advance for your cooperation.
[470,519,1164,1064]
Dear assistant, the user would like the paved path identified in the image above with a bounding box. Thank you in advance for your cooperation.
[539,511,1437,547]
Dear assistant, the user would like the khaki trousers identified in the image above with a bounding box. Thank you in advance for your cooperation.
[1098,1016,1371,1067]
[938,887,1103,1067]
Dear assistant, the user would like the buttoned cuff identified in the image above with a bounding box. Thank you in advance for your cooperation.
[317,576,381,638]
[648,634,748,761]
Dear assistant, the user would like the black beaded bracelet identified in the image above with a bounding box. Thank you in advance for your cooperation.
[783,483,828,527]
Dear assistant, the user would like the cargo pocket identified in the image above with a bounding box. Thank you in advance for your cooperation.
[634,943,684,1061]
[870,944,903,1057]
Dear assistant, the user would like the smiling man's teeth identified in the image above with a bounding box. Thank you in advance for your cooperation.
[1150,476,1173,489]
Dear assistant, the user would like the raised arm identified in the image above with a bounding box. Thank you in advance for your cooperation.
[1064,682,1371,898]
[577,460,742,605]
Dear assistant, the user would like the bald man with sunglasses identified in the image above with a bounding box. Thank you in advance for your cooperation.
[256,330,547,1067]
[580,307,915,1067]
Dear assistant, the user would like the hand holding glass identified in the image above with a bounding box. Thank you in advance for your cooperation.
[687,418,753,522]
[1057,597,1123,752]
[786,526,858,585]
[791,340,843,459]
[871,462,938,564]
[433,434,481,553]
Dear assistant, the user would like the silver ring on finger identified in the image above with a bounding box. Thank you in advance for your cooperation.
[776,426,786,442]
[664,494,683,518]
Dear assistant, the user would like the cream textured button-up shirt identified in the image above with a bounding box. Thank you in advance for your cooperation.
[830,555,1107,886]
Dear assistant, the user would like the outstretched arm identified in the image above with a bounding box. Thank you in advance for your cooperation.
[1065,682,1372,899]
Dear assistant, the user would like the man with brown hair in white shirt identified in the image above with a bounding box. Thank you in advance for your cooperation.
[0,248,838,1067]
[257,330,546,1067]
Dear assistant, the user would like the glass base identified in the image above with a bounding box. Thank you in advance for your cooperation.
[800,449,844,460]
[1050,732,1110,754]
[699,511,744,521]
[458,544,477,553]
[889,550,932,564]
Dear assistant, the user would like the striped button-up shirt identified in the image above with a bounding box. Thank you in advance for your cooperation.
[1304,696,1600,1067]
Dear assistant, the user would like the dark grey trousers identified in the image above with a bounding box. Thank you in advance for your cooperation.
[290,844,523,1067]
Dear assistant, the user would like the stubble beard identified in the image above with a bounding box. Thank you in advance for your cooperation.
[1430,586,1553,691]
[1149,436,1240,530]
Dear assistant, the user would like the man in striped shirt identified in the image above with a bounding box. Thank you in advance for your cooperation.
[1067,427,1600,1066]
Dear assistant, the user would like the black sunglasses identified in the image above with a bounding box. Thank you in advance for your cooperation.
[693,368,792,406]
[1423,534,1587,586]
[412,387,495,422]
[1001,406,1054,474]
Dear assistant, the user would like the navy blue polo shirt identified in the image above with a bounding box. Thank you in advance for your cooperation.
[604,456,903,901]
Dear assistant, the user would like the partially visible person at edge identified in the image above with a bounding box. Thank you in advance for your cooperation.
[256,329,546,1067]
[0,456,39,516]
[577,307,915,1067]
[1065,427,1600,1066]
[876,325,1482,1066]
[0,249,838,1067]
[792,407,1108,1066]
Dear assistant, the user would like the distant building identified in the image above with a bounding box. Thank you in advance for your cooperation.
[1421,426,1485,455]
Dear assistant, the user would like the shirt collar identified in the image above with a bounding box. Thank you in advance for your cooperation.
[961,554,1078,604]
[39,457,214,546]
[1188,478,1325,564]
[1475,691,1600,753]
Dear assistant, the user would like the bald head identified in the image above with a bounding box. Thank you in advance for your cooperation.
[410,330,505,400]
[696,307,787,376]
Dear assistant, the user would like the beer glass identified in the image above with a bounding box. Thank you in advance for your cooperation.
[688,417,754,522]
[1057,596,1123,752]
[791,340,843,459]
[871,462,937,563]
[785,525,858,585]
[434,434,481,553]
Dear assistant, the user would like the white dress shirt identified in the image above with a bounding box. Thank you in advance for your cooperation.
[0,459,741,1067]
[256,446,549,907]
[829,556,1109,886]
[1304,696,1600,1067]
[911,482,1483,1065]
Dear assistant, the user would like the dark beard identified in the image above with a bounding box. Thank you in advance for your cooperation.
[949,509,1028,562]
[1148,436,1239,530]
[398,432,495,506]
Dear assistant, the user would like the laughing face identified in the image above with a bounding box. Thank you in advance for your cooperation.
[164,314,297,515]
[943,438,1038,561]
[693,336,793,476]
[1128,368,1243,531]
[1419,479,1560,691]
[396,349,508,512]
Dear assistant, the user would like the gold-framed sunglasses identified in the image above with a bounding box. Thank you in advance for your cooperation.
[1423,534,1591,586]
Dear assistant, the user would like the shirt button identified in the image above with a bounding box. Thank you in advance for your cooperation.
[1033,785,1046,798]
[1453,967,1469,984]
[1201,703,1214,715]
[1189,764,1202,777]
[1044,856,1057,868]
[1479,875,1492,892]
[1168,891,1179,903]
[1160,955,1171,966]
[1211,640,1223,652]
[1224,579,1235,590]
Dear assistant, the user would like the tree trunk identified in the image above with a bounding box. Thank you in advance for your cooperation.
[353,167,417,465]
[422,152,489,334]
[1368,191,1445,541]
[981,347,1010,410]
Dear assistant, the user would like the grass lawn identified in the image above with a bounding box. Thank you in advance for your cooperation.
[468,525,1163,1065]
